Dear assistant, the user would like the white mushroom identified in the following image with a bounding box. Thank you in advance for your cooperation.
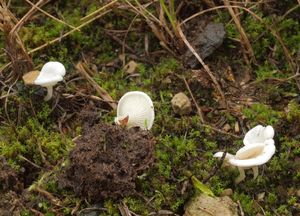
[34,61,66,101]
[114,91,155,130]
[214,125,275,184]
[23,61,66,101]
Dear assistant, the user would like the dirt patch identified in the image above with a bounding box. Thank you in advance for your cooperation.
[0,157,23,193]
[59,123,155,200]
[0,191,25,216]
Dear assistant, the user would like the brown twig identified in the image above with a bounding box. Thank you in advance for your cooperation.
[18,155,42,170]
[31,186,62,207]
[182,77,204,123]
[201,123,241,138]
[177,25,227,108]
[78,207,108,215]
[118,201,132,216]
[237,200,245,216]
[104,30,135,53]
[75,62,117,110]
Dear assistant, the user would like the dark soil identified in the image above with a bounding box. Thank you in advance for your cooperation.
[59,123,156,200]
[0,158,24,216]
[0,157,23,193]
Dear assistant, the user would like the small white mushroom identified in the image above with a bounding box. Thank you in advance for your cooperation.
[214,125,275,184]
[114,91,155,130]
[23,61,66,101]
[34,62,66,101]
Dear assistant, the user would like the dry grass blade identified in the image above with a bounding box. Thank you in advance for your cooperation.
[80,0,118,21]
[9,0,47,35]
[223,0,256,63]
[124,0,172,52]
[118,201,132,216]
[28,9,111,54]
[0,1,33,79]
[177,25,227,108]
[25,0,78,31]
[30,186,62,207]
[75,62,117,110]
[182,77,204,123]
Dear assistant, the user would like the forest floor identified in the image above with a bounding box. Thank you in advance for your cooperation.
[0,0,300,215]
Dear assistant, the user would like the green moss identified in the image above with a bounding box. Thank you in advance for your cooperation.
[0,107,73,168]
[233,192,256,215]
[286,100,300,121]
[243,103,281,125]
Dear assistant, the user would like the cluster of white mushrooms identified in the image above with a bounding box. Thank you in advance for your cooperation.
[22,61,275,184]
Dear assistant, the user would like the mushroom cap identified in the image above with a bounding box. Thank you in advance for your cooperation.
[34,61,66,87]
[243,125,275,146]
[115,91,155,130]
[229,141,275,167]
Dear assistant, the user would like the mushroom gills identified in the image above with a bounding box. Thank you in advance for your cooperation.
[234,143,265,160]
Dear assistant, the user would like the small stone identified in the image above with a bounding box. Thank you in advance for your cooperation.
[220,188,233,197]
[184,193,239,216]
[223,124,231,132]
[256,192,265,202]
[171,92,192,115]
[297,190,300,198]
[162,77,172,85]
[234,122,240,133]
[123,60,138,74]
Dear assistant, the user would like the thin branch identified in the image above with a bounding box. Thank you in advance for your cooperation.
[177,25,227,108]
[182,77,204,123]
[75,62,117,110]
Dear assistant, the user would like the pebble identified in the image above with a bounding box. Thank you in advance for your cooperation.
[171,92,192,115]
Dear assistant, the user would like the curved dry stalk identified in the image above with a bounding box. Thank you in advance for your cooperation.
[177,25,227,108]
[76,62,117,110]
[223,0,256,63]
[182,77,204,123]
[180,5,296,72]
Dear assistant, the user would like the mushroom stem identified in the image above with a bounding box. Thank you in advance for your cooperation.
[252,166,259,179]
[235,167,246,184]
[44,86,53,101]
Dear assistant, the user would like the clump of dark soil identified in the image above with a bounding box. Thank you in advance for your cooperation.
[59,123,155,200]
[0,157,23,193]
